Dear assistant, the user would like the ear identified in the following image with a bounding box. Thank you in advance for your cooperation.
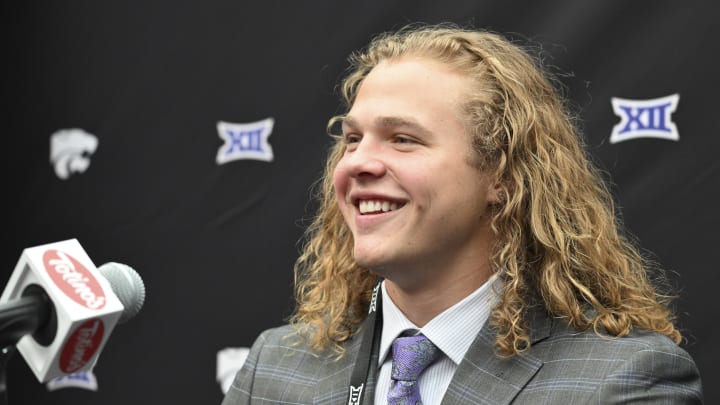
[486,175,507,205]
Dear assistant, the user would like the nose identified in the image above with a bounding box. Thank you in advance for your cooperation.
[339,138,387,179]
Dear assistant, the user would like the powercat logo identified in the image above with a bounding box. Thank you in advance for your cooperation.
[49,128,99,180]
[42,249,106,310]
[59,319,105,373]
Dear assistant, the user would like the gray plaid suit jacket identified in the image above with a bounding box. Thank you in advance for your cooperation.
[221,309,703,404]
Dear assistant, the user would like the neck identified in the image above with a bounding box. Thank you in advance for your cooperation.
[384,265,493,326]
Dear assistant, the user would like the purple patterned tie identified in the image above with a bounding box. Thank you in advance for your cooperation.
[387,333,439,405]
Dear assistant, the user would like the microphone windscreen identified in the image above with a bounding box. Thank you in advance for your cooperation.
[98,262,146,324]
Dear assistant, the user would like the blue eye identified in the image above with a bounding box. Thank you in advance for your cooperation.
[394,135,415,144]
[344,133,361,143]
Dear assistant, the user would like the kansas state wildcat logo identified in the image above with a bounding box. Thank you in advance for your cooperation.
[49,128,99,180]
[216,118,274,164]
[610,94,679,144]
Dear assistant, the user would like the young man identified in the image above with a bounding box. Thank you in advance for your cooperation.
[222,23,703,404]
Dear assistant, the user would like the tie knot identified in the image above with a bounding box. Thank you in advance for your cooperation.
[390,333,439,381]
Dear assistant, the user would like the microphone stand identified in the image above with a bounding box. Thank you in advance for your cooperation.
[0,346,16,405]
[0,292,55,405]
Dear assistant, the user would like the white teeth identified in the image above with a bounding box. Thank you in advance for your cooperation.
[358,199,401,214]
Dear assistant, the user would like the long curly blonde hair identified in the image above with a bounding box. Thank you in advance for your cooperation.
[289,22,681,357]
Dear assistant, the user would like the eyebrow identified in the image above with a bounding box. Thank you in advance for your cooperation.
[342,115,432,137]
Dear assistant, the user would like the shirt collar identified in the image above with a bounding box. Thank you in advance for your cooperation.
[378,273,501,367]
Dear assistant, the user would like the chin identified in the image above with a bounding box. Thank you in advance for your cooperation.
[352,251,386,272]
[353,255,379,269]
[353,254,403,279]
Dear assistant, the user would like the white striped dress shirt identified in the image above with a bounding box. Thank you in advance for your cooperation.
[374,274,501,405]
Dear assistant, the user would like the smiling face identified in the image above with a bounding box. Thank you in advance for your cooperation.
[332,57,501,289]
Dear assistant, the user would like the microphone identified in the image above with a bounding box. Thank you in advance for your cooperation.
[0,239,146,383]
[95,262,145,324]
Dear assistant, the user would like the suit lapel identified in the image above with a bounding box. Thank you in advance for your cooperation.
[312,326,380,405]
[441,307,554,405]
[312,340,357,404]
[361,346,380,405]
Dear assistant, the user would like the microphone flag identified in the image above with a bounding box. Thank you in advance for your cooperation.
[0,238,124,382]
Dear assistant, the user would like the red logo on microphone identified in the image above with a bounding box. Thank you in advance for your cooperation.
[43,249,106,310]
[59,319,105,373]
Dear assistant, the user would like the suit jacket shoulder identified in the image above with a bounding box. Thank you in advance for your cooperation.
[442,311,704,405]
[221,324,378,405]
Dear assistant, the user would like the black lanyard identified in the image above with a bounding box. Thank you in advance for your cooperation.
[345,280,383,405]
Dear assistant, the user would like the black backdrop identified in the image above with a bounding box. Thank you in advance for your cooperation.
[4,1,718,404]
